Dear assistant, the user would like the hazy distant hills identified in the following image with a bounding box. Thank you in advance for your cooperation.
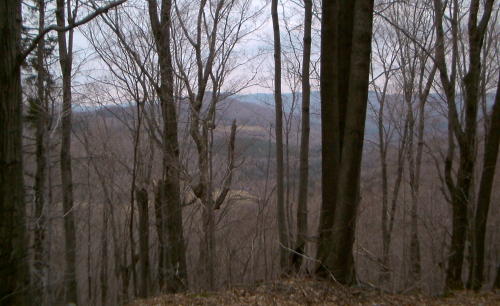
[74,90,496,144]
[71,90,494,187]
[229,91,379,138]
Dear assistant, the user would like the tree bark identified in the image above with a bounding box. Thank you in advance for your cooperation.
[370,34,399,283]
[317,0,374,285]
[382,106,409,284]
[329,0,375,284]
[0,0,30,304]
[433,0,494,290]
[407,65,436,286]
[271,0,290,273]
[374,75,391,283]
[33,0,48,302]
[317,0,355,278]
[293,0,312,273]
[148,0,187,293]
[470,74,500,291]
[137,188,150,298]
[172,0,242,289]
[154,181,166,291]
[100,203,108,306]
[56,0,78,301]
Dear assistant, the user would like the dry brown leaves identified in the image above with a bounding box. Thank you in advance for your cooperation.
[128,278,500,306]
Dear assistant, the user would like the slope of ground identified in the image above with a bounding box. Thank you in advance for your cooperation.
[129,278,500,305]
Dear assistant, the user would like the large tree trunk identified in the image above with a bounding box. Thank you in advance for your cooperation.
[148,0,187,293]
[56,0,78,301]
[330,0,374,284]
[470,74,500,290]
[293,0,312,273]
[317,0,355,278]
[271,0,290,273]
[0,0,30,304]
[317,0,374,285]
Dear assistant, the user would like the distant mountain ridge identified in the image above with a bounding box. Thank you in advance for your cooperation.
[74,90,496,141]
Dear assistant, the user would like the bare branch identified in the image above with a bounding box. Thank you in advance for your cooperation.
[19,0,127,64]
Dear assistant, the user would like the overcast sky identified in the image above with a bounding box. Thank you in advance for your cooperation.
[66,0,321,95]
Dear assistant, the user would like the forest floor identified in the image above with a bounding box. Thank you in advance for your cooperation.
[129,278,500,305]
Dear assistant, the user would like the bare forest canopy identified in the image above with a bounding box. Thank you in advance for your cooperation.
[0,0,499,305]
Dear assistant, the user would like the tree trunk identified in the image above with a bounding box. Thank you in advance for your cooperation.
[379,136,390,282]
[100,203,108,306]
[470,74,500,291]
[433,0,463,288]
[148,0,187,293]
[317,0,355,278]
[317,0,374,285]
[376,88,390,283]
[370,53,394,283]
[331,0,375,283]
[56,0,78,302]
[191,121,215,290]
[172,0,239,289]
[271,0,290,273]
[407,110,422,287]
[137,188,149,298]
[154,181,166,291]
[200,183,216,289]
[0,0,29,304]
[382,110,409,284]
[407,65,436,287]
[33,0,48,302]
[293,0,312,273]
[432,0,494,290]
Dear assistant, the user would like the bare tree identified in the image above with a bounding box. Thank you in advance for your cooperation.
[87,0,189,293]
[271,0,290,274]
[293,0,312,272]
[369,17,400,284]
[148,0,187,293]
[55,0,78,301]
[1,0,126,302]
[432,0,495,289]
[29,0,51,302]
[389,2,437,286]
[172,0,256,289]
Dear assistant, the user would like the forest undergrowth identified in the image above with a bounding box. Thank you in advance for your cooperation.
[129,278,500,305]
